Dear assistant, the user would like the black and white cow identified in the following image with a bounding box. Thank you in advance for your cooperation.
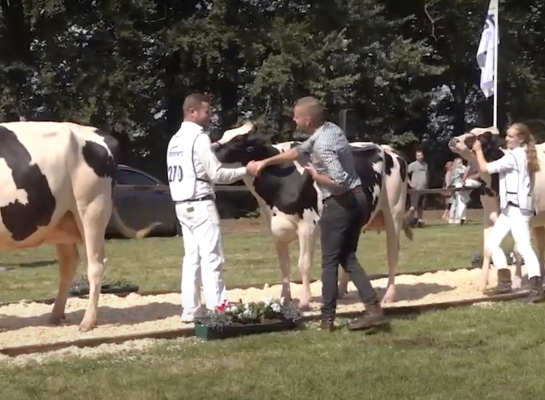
[0,121,157,332]
[447,126,543,291]
[214,123,413,309]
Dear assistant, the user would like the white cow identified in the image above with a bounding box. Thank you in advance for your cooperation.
[214,123,413,309]
[0,121,157,331]
[448,126,545,292]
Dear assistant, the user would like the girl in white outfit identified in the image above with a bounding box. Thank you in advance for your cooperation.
[472,122,544,302]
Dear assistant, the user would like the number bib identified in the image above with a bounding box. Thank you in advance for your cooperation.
[166,126,201,201]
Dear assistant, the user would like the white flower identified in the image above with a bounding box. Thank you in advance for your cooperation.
[228,305,238,313]
[261,297,273,306]
[271,303,282,313]
[242,309,253,318]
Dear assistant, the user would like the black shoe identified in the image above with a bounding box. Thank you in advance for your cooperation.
[347,303,388,332]
[319,318,335,332]
[528,276,545,303]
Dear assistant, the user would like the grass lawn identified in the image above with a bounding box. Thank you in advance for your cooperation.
[3,211,536,400]
[0,211,502,303]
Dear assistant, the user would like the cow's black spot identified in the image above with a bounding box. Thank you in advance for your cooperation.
[93,129,121,164]
[473,132,503,200]
[352,146,383,226]
[398,158,407,182]
[0,126,57,241]
[290,142,301,149]
[384,153,394,176]
[82,140,116,180]
[253,147,319,218]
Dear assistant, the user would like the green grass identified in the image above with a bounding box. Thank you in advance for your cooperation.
[3,216,533,400]
[0,218,500,302]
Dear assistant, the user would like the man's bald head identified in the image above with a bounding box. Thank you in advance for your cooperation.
[295,97,324,121]
[293,96,325,133]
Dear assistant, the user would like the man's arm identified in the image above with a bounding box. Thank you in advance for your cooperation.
[314,148,347,188]
[196,135,247,184]
[260,133,317,168]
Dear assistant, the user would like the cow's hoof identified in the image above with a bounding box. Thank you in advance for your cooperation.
[78,320,96,332]
[512,276,523,290]
[381,289,396,304]
[337,291,348,299]
[298,303,311,311]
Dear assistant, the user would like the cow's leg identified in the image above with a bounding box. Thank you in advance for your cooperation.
[479,226,494,292]
[382,215,400,304]
[275,241,292,302]
[297,228,316,310]
[512,242,523,290]
[337,270,350,299]
[533,226,545,278]
[78,201,110,332]
[49,244,79,325]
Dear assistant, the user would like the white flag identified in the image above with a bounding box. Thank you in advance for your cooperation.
[476,0,499,98]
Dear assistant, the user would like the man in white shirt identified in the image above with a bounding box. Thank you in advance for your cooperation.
[166,93,259,323]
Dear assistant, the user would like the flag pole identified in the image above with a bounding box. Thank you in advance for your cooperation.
[476,0,499,128]
[492,1,499,128]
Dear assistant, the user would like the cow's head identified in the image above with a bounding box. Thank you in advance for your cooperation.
[448,126,505,164]
[215,122,276,165]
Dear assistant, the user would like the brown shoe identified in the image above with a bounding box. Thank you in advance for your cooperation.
[319,318,335,332]
[528,276,545,303]
[484,268,512,295]
[347,303,388,331]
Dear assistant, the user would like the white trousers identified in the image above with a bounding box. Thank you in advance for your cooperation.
[486,205,541,278]
[453,179,481,221]
[175,199,226,317]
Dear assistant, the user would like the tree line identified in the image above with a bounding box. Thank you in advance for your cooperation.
[1,0,543,190]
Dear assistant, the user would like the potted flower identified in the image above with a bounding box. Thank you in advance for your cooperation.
[194,297,303,340]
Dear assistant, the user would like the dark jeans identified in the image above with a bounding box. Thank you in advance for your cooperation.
[320,191,379,320]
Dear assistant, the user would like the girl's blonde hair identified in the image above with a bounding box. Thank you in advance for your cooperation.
[511,122,540,173]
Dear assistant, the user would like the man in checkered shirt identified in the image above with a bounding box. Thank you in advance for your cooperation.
[254,96,387,333]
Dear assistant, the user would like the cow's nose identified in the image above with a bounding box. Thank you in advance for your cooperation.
[448,138,457,148]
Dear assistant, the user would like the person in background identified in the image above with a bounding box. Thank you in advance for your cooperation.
[455,160,482,224]
[448,158,466,224]
[441,161,454,220]
[166,93,259,323]
[408,149,429,228]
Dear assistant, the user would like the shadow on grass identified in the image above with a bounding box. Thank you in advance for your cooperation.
[310,282,454,306]
[0,301,181,332]
[1,260,57,269]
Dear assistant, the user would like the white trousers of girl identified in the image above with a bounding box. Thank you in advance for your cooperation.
[485,205,541,278]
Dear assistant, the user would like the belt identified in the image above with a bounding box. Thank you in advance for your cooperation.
[177,194,215,203]
[323,185,363,203]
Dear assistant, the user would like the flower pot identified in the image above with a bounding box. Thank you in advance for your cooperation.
[194,319,298,341]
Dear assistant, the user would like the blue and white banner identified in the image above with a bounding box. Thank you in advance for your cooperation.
[476,0,499,98]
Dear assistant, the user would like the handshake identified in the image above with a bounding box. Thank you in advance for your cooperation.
[245,160,265,177]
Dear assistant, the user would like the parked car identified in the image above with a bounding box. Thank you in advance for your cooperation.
[106,164,179,238]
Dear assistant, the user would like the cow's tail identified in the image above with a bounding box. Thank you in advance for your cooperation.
[111,207,160,239]
[401,208,415,241]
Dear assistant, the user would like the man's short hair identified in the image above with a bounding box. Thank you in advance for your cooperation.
[183,93,211,114]
[295,96,324,121]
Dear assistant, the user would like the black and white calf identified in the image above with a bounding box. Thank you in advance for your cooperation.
[214,123,413,308]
